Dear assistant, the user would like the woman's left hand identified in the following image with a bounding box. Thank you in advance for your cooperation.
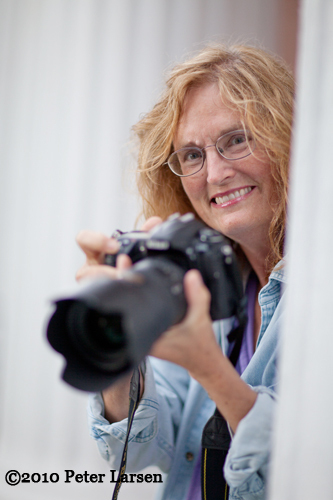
[150,269,258,432]
[149,269,222,381]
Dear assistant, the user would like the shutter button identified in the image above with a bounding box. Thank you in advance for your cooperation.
[185,452,194,461]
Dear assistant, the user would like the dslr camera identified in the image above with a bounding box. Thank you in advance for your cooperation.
[46,213,245,392]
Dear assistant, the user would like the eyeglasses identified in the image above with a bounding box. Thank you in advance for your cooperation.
[166,129,256,177]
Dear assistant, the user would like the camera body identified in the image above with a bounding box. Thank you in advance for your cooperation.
[46,213,245,392]
[106,213,243,322]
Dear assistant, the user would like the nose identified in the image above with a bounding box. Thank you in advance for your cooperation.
[205,147,235,185]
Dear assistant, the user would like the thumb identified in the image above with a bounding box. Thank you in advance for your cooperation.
[141,216,163,232]
[183,270,211,317]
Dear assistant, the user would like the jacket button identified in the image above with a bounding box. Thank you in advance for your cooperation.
[185,452,194,461]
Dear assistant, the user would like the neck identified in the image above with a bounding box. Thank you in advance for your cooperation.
[239,242,271,289]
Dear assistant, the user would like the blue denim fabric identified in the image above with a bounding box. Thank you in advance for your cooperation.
[87,262,286,500]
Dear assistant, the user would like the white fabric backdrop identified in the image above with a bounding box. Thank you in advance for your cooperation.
[0,1,284,499]
[269,0,333,499]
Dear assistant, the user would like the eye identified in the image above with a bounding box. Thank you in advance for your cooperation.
[229,133,247,146]
[216,130,254,160]
[177,148,203,165]
[183,149,203,162]
[223,132,249,152]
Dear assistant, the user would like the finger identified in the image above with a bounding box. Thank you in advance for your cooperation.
[76,264,119,282]
[116,254,132,271]
[140,216,163,232]
[76,230,119,263]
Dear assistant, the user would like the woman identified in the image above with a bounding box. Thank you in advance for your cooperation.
[79,44,294,499]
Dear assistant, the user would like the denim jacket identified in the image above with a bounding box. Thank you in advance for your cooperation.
[88,262,286,500]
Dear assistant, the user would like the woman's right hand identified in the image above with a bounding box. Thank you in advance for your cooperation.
[75,216,163,423]
[75,230,132,282]
[75,216,163,282]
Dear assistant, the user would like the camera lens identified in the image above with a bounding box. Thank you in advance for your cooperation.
[67,302,128,372]
[86,310,124,349]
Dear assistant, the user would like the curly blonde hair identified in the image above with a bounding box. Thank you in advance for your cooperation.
[133,44,294,274]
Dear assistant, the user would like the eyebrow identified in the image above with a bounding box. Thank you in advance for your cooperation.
[175,123,245,150]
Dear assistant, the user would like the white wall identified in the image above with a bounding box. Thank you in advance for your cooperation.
[269,0,333,498]
[0,1,283,499]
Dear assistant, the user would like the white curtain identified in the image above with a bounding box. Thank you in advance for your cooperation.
[269,1,333,499]
[0,1,283,499]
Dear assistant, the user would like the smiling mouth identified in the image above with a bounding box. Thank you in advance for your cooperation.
[212,186,254,205]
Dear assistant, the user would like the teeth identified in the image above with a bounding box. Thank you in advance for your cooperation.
[214,187,252,205]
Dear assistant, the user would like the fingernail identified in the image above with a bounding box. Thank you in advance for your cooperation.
[188,269,203,282]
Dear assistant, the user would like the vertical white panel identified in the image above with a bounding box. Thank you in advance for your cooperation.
[269,0,333,499]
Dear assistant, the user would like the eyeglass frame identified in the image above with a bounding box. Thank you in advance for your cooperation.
[165,129,256,178]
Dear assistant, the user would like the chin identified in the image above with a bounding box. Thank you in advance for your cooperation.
[212,219,249,242]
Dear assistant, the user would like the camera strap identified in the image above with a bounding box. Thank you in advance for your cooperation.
[111,366,141,500]
[201,409,231,500]
[201,300,248,500]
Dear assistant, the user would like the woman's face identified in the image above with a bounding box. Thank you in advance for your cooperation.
[173,83,276,249]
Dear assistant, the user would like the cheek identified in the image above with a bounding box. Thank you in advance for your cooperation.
[181,174,206,202]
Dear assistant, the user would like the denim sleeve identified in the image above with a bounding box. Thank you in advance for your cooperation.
[224,387,277,500]
[87,356,190,473]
